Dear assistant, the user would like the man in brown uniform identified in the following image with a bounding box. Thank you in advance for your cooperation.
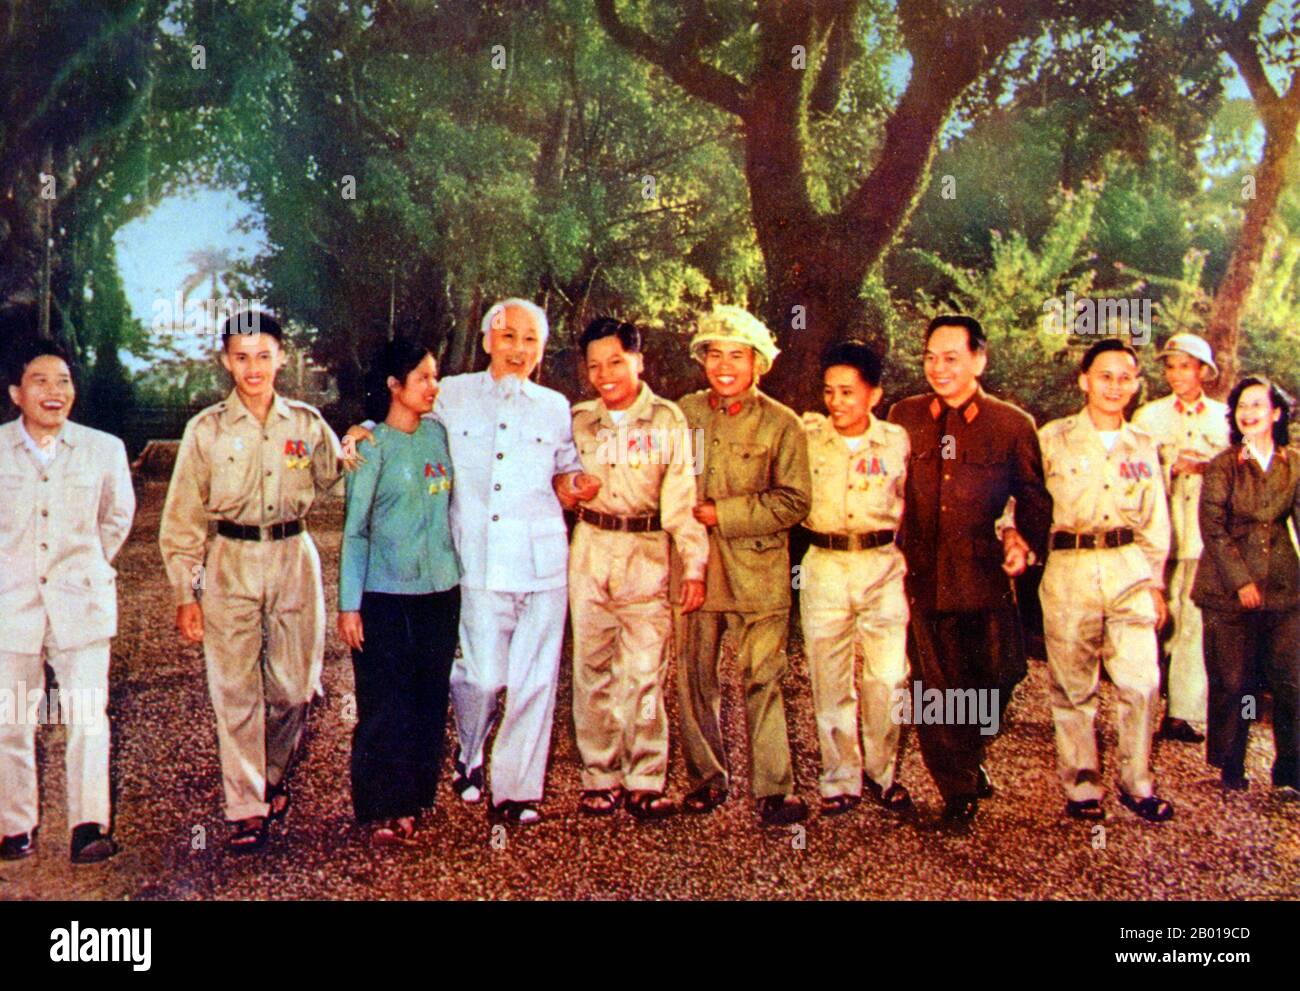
[560,317,708,820]
[159,313,343,853]
[888,315,1053,827]
[672,306,811,826]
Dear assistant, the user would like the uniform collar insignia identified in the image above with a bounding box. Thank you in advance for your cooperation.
[1174,397,1205,415]
[708,391,745,416]
[930,390,981,423]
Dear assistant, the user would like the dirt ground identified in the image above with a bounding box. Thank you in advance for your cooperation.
[1,481,1297,901]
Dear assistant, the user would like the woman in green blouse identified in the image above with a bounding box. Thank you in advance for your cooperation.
[1193,376,1299,794]
[338,338,460,845]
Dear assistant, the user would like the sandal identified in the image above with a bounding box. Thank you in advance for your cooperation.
[579,787,624,817]
[863,778,913,814]
[369,817,416,848]
[820,793,861,817]
[1119,790,1174,823]
[225,816,268,855]
[489,800,542,825]
[1065,798,1106,821]
[626,791,676,821]
[681,785,727,815]
[452,762,484,804]
[266,781,291,822]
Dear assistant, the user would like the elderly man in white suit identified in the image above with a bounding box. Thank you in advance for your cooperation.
[347,298,594,824]
[0,341,135,863]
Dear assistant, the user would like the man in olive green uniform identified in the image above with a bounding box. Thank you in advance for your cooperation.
[672,306,811,826]
[159,313,343,852]
[1131,333,1229,743]
[562,318,708,819]
[1039,339,1173,823]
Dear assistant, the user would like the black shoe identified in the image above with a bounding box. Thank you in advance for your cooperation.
[758,795,808,826]
[1221,769,1249,792]
[863,776,914,813]
[976,765,995,799]
[70,823,118,864]
[1119,790,1175,822]
[0,832,35,861]
[940,796,978,827]
[1065,799,1107,821]
[1158,717,1205,744]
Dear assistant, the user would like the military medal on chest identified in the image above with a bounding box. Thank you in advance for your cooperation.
[425,461,450,494]
[284,438,310,469]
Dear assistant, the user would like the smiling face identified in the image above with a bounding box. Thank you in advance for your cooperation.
[9,354,75,434]
[822,365,881,437]
[220,332,285,401]
[1162,352,1210,403]
[1079,349,1140,419]
[924,323,986,404]
[485,304,543,380]
[1234,384,1280,445]
[390,353,439,417]
[585,334,642,411]
[703,343,756,398]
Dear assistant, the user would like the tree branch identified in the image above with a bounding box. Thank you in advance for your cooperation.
[594,0,749,117]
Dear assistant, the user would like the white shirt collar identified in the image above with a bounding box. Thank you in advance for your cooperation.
[19,418,61,466]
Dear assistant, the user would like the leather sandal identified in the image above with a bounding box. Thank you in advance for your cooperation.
[225,816,268,854]
[626,791,676,822]
[1065,798,1106,821]
[579,787,624,817]
[1119,790,1174,822]
[369,817,416,848]
[682,785,727,815]
[863,778,913,813]
[452,762,484,804]
[266,781,291,822]
[820,793,861,817]
[489,800,542,825]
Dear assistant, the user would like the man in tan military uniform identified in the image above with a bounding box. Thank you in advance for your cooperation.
[1039,339,1173,822]
[799,341,913,815]
[672,306,811,826]
[159,314,343,852]
[561,318,708,820]
[1132,333,1229,743]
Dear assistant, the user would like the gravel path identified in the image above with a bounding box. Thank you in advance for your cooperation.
[2,481,1297,901]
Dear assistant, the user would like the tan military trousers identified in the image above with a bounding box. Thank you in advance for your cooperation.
[799,545,909,797]
[0,623,111,836]
[1040,545,1160,803]
[569,524,672,793]
[1165,558,1208,725]
[674,606,795,799]
[202,532,324,821]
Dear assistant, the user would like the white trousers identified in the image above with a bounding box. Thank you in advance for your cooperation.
[0,622,112,837]
[451,586,567,804]
[1166,559,1208,724]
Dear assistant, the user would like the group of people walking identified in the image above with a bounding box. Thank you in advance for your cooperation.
[1,300,1297,861]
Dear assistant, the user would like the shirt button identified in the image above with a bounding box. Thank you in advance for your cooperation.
[500,423,507,430]
[267,504,273,511]
[492,514,499,522]
[494,483,501,491]
[40,543,47,551]
[41,509,48,517]
[39,577,46,585]
[41,475,48,482]
[266,470,273,477]
[496,453,503,460]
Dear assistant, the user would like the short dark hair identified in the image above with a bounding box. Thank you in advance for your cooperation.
[579,316,641,358]
[1227,375,1293,448]
[820,339,883,388]
[7,339,74,391]
[219,310,284,349]
[924,314,986,353]
[364,337,434,423]
[1079,338,1139,373]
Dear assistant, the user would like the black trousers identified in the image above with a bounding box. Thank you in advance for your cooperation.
[907,605,1026,801]
[1202,606,1300,788]
[350,587,461,823]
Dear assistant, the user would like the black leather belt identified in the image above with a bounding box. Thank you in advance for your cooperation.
[217,520,303,542]
[574,506,661,533]
[1050,527,1134,551]
[802,527,895,551]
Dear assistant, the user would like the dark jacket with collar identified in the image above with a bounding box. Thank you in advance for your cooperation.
[1192,444,1300,612]
[887,386,1052,613]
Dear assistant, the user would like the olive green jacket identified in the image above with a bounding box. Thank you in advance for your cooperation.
[675,387,810,612]
[1192,444,1300,612]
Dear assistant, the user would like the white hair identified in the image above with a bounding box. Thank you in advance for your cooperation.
[480,298,550,348]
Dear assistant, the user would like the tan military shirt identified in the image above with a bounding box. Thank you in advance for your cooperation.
[571,382,709,580]
[159,389,343,605]
[1131,392,1230,561]
[803,412,908,534]
[1038,410,1171,588]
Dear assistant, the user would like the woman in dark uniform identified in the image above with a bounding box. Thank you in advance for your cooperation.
[1193,376,1300,793]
